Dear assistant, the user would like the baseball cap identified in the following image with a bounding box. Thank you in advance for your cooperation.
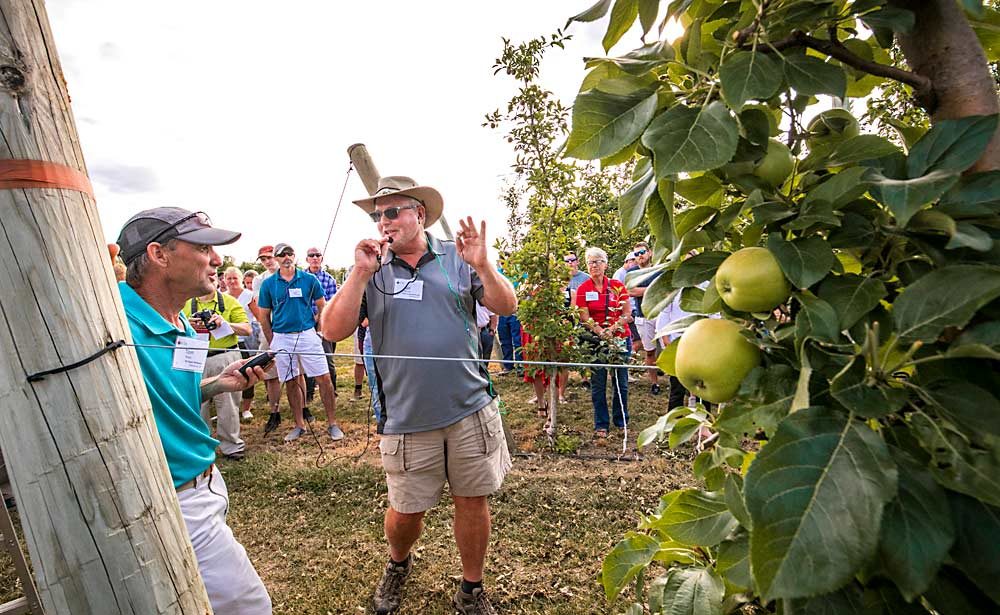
[116,207,240,265]
[625,251,637,261]
[257,245,274,257]
[274,243,294,256]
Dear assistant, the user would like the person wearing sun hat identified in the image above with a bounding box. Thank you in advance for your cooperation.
[321,175,517,615]
[116,206,272,614]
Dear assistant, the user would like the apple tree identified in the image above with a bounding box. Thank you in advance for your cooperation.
[560,0,1000,612]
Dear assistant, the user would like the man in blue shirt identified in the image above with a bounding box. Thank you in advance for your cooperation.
[304,246,339,407]
[258,243,342,442]
[116,207,272,614]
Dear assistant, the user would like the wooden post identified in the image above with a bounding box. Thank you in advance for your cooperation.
[0,2,210,613]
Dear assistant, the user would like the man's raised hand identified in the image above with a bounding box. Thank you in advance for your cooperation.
[456,217,489,270]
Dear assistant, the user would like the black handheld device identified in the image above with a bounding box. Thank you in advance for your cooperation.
[192,309,218,330]
[238,351,276,378]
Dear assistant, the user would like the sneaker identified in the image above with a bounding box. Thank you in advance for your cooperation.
[303,407,315,423]
[241,410,254,422]
[284,426,306,442]
[371,555,412,614]
[453,587,496,615]
[651,383,662,395]
[221,450,246,461]
[328,424,345,441]
[264,412,281,434]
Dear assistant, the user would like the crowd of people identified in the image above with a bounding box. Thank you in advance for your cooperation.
[108,168,704,614]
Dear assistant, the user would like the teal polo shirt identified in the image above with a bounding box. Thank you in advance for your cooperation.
[119,282,219,488]
[257,268,323,333]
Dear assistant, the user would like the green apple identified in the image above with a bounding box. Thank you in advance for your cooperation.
[675,318,761,403]
[753,139,794,187]
[806,108,859,153]
[715,247,791,312]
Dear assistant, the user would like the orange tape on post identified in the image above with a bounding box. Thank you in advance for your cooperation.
[0,159,94,198]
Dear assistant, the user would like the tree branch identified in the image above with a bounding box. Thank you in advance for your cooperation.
[767,31,935,109]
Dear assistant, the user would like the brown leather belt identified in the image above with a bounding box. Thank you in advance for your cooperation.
[176,464,214,493]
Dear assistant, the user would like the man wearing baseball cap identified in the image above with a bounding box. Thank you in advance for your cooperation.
[116,206,272,613]
[249,244,284,434]
[257,242,341,442]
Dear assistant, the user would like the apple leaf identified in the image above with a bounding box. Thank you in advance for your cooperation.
[745,407,897,601]
[877,447,955,601]
[566,87,659,160]
[619,165,657,233]
[927,381,1000,437]
[566,0,613,27]
[603,0,639,52]
[719,50,782,111]
[601,531,660,601]
[817,274,887,331]
[948,492,1000,603]
[716,533,751,591]
[648,488,739,546]
[909,412,1000,508]
[659,567,725,615]
[781,584,866,615]
[866,168,960,227]
[766,234,835,289]
[892,264,1000,344]
[781,53,847,100]
[672,251,728,288]
[642,101,739,176]
[907,114,1000,177]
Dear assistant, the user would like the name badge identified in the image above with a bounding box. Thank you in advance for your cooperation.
[394,279,424,301]
[288,288,303,298]
[585,291,599,302]
[173,336,209,372]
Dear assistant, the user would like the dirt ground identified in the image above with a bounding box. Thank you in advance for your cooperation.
[1,359,697,614]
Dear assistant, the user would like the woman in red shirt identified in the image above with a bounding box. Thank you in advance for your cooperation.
[575,247,632,439]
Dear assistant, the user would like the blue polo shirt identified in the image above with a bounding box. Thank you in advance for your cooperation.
[119,282,218,488]
[258,268,324,333]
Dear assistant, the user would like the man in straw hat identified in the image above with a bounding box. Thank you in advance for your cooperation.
[322,176,517,614]
[116,206,272,614]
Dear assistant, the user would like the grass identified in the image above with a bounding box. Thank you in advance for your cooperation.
[1,359,699,614]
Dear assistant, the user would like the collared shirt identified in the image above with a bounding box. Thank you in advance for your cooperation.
[363,232,491,435]
[308,267,338,300]
[118,282,218,488]
[567,270,590,292]
[258,268,324,333]
[575,276,630,338]
[181,291,248,350]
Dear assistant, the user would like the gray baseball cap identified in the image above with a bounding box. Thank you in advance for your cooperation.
[116,207,241,265]
[274,243,294,256]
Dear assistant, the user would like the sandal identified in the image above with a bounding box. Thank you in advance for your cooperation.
[536,404,549,418]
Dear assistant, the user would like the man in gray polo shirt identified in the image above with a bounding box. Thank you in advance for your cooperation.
[322,176,516,615]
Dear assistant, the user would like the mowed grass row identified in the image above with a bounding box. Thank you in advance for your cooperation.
[2,359,696,614]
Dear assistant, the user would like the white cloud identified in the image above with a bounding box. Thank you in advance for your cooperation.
[47,1,648,267]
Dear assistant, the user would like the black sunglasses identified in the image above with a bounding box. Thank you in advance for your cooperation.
[307,253,322,258]
[369,204,419,223]
[149,211,211,244]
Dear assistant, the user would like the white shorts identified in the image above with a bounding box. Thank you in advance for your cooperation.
[270,329,329,382]
[635,317,658,352]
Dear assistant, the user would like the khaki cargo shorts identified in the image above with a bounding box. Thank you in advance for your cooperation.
[378,400,512,514]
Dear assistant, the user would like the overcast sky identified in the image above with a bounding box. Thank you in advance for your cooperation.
[46,1,645,268]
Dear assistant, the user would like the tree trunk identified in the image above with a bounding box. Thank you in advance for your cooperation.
[894,0,1000,172]
[0,1,210,613]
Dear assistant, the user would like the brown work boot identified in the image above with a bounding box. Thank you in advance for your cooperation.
[453,586,497,615]
[370,555,411,614]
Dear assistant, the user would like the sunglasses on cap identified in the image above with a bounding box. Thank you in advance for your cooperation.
[307,252,322,258]
[149,211,212,244]
[369,204,419,223]
[564,257,578,263]
[634,249,648,256]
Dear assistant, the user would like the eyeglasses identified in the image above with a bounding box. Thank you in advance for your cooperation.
[564,257,578,263]
[634,249,648,256]
[277,251,294,258]
[307,253,322,258]
[369,204,419,223]
[587,259,607,265]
